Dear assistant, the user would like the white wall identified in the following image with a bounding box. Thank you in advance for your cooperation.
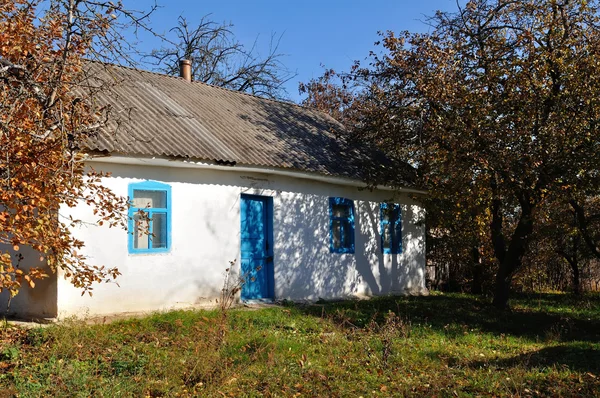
[56,161,426,317]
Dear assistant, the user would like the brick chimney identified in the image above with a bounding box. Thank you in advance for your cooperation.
[179,59,192,82]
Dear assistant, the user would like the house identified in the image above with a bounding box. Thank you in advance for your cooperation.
[1,61,427,319]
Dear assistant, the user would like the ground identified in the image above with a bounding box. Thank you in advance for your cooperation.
[0,292,599,397]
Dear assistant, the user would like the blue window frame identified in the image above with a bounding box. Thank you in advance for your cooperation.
[128,181,171,254]
[380,203,402,254]
[329,197,355,253]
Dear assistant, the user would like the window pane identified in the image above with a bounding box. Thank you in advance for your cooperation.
[151,213,167,249]
[393,207,401,223]
[133,190,167,208]
[393,221,402,253]
[341,220,353,248]
[133,213,149,249]
[382,224,391,249]
[332,220,342,249]
[381,204,401,253]
[382,208,390,223]
[332,204,350,218]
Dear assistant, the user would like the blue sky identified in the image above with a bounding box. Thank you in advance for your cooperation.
[136,0,460,102]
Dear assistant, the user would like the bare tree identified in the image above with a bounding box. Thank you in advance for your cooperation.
[149,15,295,100]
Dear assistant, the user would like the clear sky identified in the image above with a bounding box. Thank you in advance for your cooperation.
[134,0,460,102]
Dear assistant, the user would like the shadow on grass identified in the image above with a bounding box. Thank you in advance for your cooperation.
[468,344,600,374]
[290,293,600,343]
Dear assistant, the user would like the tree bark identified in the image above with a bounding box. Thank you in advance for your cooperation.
[492,266,511,309]
[491,191,535,309]
[557,249,581,295]
[570,199,600,260]
[492,246,526,310]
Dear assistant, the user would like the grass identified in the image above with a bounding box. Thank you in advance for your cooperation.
[0,292,599,397]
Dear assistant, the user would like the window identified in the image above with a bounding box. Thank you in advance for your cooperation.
[329,197,355,253]
[128,181,171,253]
[380,203,402,254]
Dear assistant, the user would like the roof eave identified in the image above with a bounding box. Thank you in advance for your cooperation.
[84,152,427,195]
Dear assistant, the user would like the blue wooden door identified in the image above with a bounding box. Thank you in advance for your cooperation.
[240,195,274,300]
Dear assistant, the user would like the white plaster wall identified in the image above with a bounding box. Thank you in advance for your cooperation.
[56,161,426,317]
[272,189,426,300]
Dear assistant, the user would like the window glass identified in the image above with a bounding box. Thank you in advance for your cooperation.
[341,220,353,248]
[133,213,149,249]
[382,209,390,223]
[332,204,350,218]
[382,224,392,249]
[128,182,171,253]
[329,198,355,253]
[381,203,402,254]
[151,213,167,249]
[332,220,342,248]
[133,190,167,208]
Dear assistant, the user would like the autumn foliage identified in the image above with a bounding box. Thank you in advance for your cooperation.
[301,0,600,307]
[0,0,130,297]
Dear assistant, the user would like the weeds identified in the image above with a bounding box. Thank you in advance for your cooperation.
[217,259,244,314]
[183,261,245,390]
[378,311,410,366]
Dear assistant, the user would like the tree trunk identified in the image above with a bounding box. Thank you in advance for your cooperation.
[557,252,581,295]
[570,199,600,260]
[492,242,529,309]
[492,267,511,309]
[490,188,535,309]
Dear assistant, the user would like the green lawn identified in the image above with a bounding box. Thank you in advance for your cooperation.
[1,293,599,397]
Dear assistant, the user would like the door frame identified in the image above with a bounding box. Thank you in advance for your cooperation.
[240,194,275,300]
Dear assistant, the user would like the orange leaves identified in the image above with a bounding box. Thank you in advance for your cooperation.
[0,0,130,298]
[0,255,47,295]
[23,274,34,289]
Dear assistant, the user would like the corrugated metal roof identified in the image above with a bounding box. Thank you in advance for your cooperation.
[81,61,415,184]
